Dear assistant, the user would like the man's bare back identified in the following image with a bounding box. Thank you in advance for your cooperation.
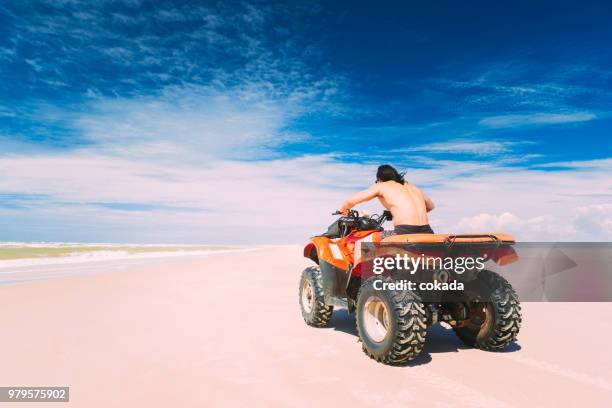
[377,181,433,225]
[339,180,434,226]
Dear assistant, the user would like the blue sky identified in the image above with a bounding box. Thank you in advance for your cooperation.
[0,0,611,243]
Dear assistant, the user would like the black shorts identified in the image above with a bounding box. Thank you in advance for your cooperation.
[393,224,434,234]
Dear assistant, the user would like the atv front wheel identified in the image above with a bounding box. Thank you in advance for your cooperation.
[453,269,522,350]
[356,276,427,365]
[299,266,333,327]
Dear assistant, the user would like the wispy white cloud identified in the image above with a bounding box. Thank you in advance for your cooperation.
[532,158,612,170]
[395,140,526,156]
[1,0,335,102]
[73,85,301,160]
[428,158,612,241]
[1,3,611,243]
[449,203,612,241]
[0,152,373,243]
[1,144,611,242]
[450,212,564,239]
[432,58,612,112]
[0,1,353,243]
[574,204,612,236]
[479,112,596,128]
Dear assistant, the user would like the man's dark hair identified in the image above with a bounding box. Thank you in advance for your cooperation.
[376,164,405,184]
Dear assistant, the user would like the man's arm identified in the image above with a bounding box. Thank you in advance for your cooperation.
[339,184,380,214]
[423,193,435,212]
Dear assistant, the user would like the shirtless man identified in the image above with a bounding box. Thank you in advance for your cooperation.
[339,164,435,234]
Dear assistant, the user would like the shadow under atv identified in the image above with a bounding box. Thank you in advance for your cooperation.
[327,308,521,367]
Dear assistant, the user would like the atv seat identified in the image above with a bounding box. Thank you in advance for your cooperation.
[382,233,515,245]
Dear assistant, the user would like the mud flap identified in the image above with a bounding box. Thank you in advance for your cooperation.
[318,260,348,305]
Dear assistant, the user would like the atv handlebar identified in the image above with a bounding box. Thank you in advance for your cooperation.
[332,209,359,217]
[332,209,392,226]
[325,209,392,238]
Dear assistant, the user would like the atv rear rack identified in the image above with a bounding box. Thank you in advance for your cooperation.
[444,234,503,262]
[380,233,514,264]
[445,234,502,248]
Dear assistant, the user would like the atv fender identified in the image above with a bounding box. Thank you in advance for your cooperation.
[304,243,318,264]
[318,261,345,305]
[303,238,350,305]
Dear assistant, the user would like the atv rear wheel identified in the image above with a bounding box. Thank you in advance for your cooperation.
[299,266,333,327]
[453,269,522,350]
[356,276,427,365]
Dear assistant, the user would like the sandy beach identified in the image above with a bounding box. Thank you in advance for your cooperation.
[1,246,611,407]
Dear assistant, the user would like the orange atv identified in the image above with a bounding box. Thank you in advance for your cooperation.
[299,210,522,365]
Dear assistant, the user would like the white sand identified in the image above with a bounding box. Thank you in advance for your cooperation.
[0,246,611,407]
